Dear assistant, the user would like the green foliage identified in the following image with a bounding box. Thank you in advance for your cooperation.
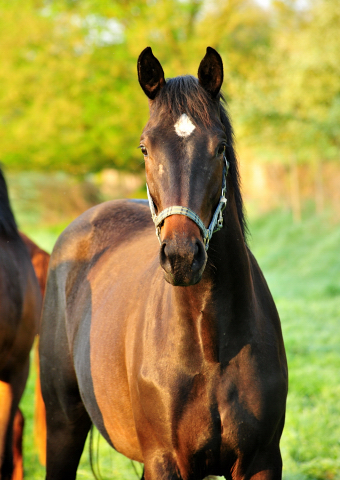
[237,0,340,165]
[1,0,338,174]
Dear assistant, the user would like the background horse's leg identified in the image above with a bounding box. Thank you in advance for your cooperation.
[11,409,24,480]
[33,338,46,466]
[0,381,12,476]
[0,361,29,480]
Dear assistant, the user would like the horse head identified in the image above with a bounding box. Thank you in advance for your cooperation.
[138,47,228,287]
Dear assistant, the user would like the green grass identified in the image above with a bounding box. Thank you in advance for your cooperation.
[249,210,340,480]
[17,207,340,479]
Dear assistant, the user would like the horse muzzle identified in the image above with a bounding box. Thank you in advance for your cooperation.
[159,216,207,286]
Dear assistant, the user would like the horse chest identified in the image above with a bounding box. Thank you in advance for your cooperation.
[142,343,283,457]
[130,360,273,477]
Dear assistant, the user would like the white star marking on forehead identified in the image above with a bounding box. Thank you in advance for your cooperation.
[174,113,196,137]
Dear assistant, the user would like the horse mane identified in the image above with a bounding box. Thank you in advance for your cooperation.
[153,75,248,241]
[0,168,20,240]
[219,96,248,242]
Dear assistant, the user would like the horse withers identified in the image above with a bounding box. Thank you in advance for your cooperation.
[40,47,288,480]
[0,170,42,480]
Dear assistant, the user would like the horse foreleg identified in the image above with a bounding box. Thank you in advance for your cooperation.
[229,445,283,480]
[247,449,282,480]
[45,407,92,480]
[143,453,183,480]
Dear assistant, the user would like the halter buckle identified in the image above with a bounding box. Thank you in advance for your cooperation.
[217,210,224,229]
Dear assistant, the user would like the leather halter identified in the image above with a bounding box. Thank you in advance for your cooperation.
[146,155,229,251]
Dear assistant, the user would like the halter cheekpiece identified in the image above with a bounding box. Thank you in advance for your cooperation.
[146,155,230,251]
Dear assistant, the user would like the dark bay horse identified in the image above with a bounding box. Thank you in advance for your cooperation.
[19,232,50,467]
[40,47,288,480]
[0,170,42,480]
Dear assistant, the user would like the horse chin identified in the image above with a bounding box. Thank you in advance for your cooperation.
[163,269,204,287]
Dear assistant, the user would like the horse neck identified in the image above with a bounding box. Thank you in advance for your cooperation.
[210,185,253,304]
[170,190,254,364]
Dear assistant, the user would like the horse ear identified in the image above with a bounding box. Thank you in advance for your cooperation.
[138,47,165,100]
[198,47,224,99]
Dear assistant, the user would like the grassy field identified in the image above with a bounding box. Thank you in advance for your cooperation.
[249,209,340,480]
[17,206,340,480]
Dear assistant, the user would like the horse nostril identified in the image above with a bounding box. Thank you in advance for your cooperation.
[160,241,167,262]
[192,240,206,273]
[160,241,171,274]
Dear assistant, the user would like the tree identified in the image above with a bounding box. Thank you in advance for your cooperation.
[0,0,273,173]
[233,0,340,217]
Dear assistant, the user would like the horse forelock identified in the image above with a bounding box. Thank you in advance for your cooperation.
[153,76,214,127]
[0,169,19,240]
[152,75,248,242]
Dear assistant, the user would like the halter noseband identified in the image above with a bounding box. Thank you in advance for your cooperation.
[146,155,229,251]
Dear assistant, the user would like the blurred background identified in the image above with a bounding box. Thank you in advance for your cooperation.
[1,0,339,479]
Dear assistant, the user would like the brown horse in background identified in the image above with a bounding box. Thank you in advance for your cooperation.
[0,170,42,480]
[20,233,50,300]
[19,233,50,467]
[40,47,288,480]
[9,234,50,472]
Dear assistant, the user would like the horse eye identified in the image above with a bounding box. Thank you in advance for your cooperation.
[139,145,148,156]
[216,144,226,156]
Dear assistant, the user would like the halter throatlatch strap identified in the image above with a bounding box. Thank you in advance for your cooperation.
[146,156,229,251]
